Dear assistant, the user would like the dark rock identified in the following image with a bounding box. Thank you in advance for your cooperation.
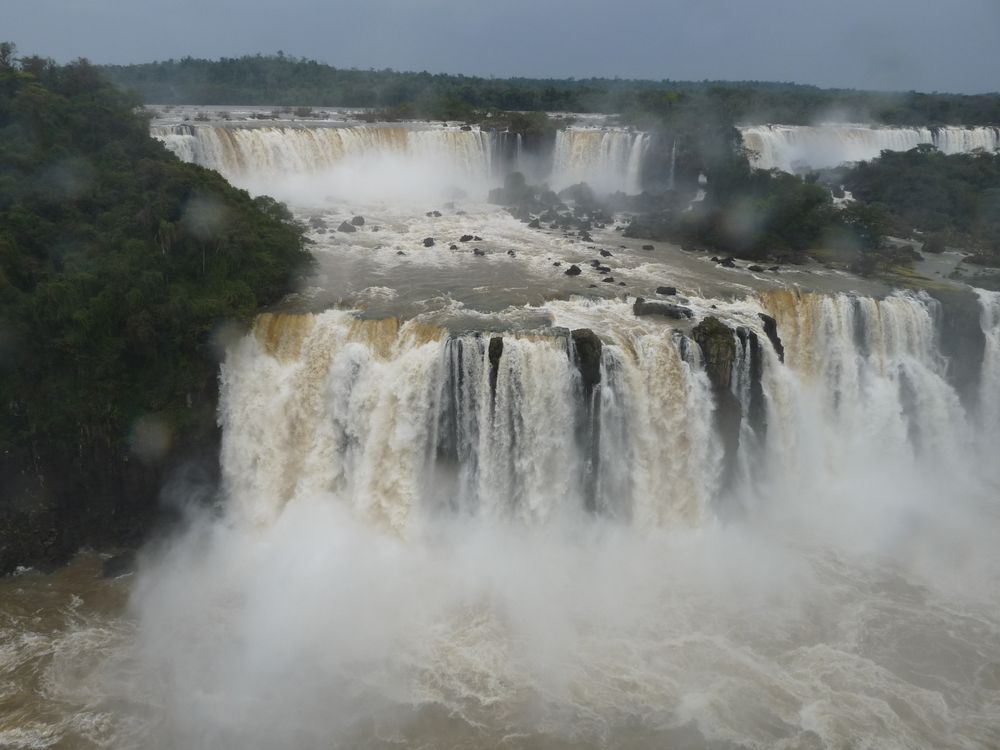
[488,336,503,394]
[426,210,442,217]
[565,264,582,276]
[350,215,365,226]
[928,287,987,406]
[618,281,626,286]
[473,235,482,241]
[423,237,435,247]
[460,234,474,242]
[596,265,611,273]
[337,221,357,233]
[641,244,654,251]
[570,329,602,397]
[599,249,613,257]
[602,277,615,283]
[748,265,764,272]
[632,298,693,319]
[553,261,562,266]
[692,317,742,492]
[656,286,677,296]
[589,260,602,268]
[396,250,406,256]
[507,250,516,257]
[768,265,780,272]
[528,219,541,229]
[460,125,472,131]
[449,244,458,250]
[719,257,737,268]
[472,248,486,256]
[757,314,785,363]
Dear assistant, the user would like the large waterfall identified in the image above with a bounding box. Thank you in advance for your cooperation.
[218,291,995,535]
[151,122,650,198]
[740,123,1000,172]
[12,113,1000,750]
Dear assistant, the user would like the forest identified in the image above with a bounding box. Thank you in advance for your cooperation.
[103,53,1000,126]
[0,47,311,570]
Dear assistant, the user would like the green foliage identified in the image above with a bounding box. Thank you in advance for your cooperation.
[0,55,311,455]
[102,53,1000,126]
[843,147,1000,263]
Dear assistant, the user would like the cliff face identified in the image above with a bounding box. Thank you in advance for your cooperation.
[0,392,221,575]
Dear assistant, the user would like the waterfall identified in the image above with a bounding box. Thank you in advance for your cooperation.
[548,128,650,194]
[153,122,652,198]
[217,289,997,536]
[668,138,677,190]
[977,288,1000,438]
[739,124,1000,172]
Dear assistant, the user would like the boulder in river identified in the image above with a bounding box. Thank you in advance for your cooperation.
[337,221,356,233]
[473,248,486,256]
[460,234,474,242]
[656,286,677,296]
[423,237,435,247]
[632,298,693,319]
[565,264,582,276]
[351,215,365,226]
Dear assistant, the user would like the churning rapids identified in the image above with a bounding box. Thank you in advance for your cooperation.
[3,110,1000,750]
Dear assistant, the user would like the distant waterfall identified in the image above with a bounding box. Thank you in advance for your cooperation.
[152,123,497,187]
[740,124,1000,172]
[549,128,650,193]
[153,122,653,198]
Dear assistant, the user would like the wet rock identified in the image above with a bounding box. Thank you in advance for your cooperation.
[757,313,784,363]
[488,336,503,394]
[768,265,780,272]
[426,210,442,217]
[570,329,602,396]
[351,215,365,226]
[337,221,357,233]
[719,257,737,268]
[642,244,654,250]
[748,264,764,272]
[656,286,677,296]
[460,234,474,242]
[596,265,611,273]
[553,261,562,266]
[506,249,516,257]
[692,316,742,492]
[603,277,615,283]
[528,219,541,229]
[460,125,472,131]
[396,250,406,256]
[472,248,486,256]
[618,281,626,286]
[449,244,458,250]
[599,249,613,257]
[423,237,435,247]
[565,264,582,276]
[589,260,602,268]
[473,235,482,241]
[632,298,693,319]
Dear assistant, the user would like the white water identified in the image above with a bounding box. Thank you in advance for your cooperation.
[7,121,1000,749]
[152,121,651,200]
[550,128,650,194]
[85,289,997,749]
[740,123,1000,172]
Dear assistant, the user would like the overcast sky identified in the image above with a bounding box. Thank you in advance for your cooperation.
[6,0,999,93]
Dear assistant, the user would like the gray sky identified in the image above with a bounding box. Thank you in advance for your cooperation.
[6,0,1000,93]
